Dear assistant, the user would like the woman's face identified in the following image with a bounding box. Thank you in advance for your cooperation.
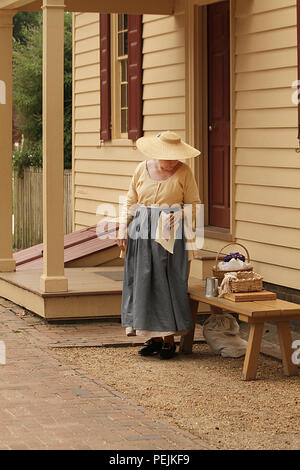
[157,160,179,171]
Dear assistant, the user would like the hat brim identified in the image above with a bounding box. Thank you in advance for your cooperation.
[136,136,201,160]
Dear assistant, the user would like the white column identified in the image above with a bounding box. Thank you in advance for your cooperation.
[0,10,16,272]
[40,0,68,293]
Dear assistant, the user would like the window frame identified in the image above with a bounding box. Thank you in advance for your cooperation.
[110,13,129,140]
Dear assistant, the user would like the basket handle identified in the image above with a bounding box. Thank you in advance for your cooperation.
[215,243,251,272]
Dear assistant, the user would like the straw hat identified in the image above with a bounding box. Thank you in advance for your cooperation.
[136,131,201,161]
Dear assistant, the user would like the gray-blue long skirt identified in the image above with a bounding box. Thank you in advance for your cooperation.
[121,205,193,335]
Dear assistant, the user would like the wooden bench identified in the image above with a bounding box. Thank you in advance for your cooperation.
[182,282,300,381]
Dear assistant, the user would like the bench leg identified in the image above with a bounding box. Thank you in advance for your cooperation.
[276,321,299,377]
[243,322,264,381]
[180,298,198,354]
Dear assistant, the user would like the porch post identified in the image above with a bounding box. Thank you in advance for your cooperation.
[40,0,68,293]
[0,10,16,273]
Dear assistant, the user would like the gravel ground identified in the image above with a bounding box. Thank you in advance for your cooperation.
[54,344,300,450]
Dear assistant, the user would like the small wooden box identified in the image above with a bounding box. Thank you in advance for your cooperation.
[224,291,277,302]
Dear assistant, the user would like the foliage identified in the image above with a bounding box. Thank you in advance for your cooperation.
[13,12,40,44]
[13,140,42,178]
[13,12,73,175]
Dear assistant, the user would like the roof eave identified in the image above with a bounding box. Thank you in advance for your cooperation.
[0,0,176,14]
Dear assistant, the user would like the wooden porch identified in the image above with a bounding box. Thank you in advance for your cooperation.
[0,267,123,320]
[0,266,204,320]
[0,0,202,319]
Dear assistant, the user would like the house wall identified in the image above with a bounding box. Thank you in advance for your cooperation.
[73,0,300,290]
[73,8,186,231]
[233,0,300,289]
[205,0,300,289]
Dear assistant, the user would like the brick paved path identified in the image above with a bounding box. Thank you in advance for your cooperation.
[0,298,211,450]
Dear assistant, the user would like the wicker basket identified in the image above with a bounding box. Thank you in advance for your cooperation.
[212,242,253,286]
[230,271,263,293]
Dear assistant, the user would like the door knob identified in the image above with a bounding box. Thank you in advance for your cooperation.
[209,124,216,132]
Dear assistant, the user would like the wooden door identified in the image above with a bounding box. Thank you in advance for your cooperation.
[207,0,230,228]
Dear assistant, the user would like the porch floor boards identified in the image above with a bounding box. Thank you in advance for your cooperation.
[0,266,123,296]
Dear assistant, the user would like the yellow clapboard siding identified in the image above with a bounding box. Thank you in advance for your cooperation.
[235,129,299,148]
[236,47,297,73]
[75,64,99,80]
[74,146,143,161]
[143,14,184,38]
[143,97,185,115]
[235,67,297,91]
[143,114,185,131]
[235,108,297,129]
[235,238,300,271]
[143,14,168,23]
[236,221,300,250]
[235,148,300,168]
[75,78,100,94]
[143,80,185,99]
[75,173,131,190]
[236,202,300,229]
[75,35,100,55]
[143,47,185,69]
[236,88,295,110]
[143,30,184,54]
[75,133,101,147]
[236,6,296,36]
[236,27,297,55]
[74,211,102,227]
[143,129,186,139]
[75,105,100,120]
[143,63,185,84]
[75,119,100,133]
[75,21,99,41]
[75,50,100,68]
[235,184,300,209]
[235,166,300,188]
[248,260,300,290]
[74,13,99,28]
[75,159,138,176]
[75,198,120,216]
[75,224,88,231]
[75,92,100,107]
[235,0,295,17]
[75,185,127,203]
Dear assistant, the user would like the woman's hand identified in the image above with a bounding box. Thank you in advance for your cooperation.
[117,223,128,252]
[168,210,183,228]
[161,210,183,240]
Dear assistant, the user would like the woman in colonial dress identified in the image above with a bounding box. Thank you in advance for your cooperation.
[117,131,201,359]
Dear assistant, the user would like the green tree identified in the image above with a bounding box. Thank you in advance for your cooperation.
[13,11,40,44]
[13,12,72,175]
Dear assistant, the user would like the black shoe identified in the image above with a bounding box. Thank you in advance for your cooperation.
[158,342,176,360]
[138,338,163,356]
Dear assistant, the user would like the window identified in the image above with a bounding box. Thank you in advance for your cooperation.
[118,14,128,135]
[100,13,143,142]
